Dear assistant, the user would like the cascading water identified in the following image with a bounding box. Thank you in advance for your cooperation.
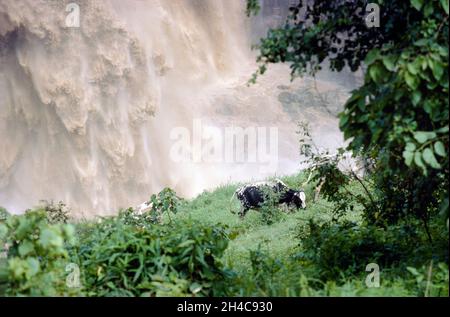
[0,0,355,217]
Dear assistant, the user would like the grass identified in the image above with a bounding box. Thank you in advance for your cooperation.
[169,171,448,296]
[175,172,361,270]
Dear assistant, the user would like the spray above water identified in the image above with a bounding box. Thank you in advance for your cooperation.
[0,0,354,217]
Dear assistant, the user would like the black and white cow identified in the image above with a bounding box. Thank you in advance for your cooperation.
[233,179,306,218]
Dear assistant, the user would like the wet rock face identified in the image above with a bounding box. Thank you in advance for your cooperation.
[278,81,348,121]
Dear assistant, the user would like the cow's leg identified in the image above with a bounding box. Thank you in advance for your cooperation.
[281,203,289,213]
[238,206,249,218]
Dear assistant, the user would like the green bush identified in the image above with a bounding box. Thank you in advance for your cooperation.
[407,262,449,297]
[0,210,79,296]
[296,218,449,280]
[258,188,285,225]
[227,245,315,296]
[119,188,184,227]
[118,207,160,228]
[77,218,230,297]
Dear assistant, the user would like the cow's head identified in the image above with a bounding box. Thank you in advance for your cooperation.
[292,191,306,209]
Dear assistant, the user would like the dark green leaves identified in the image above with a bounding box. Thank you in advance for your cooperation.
[441,0,449,14]
[428,58,444,81]
[382,55,397,72]
[365,49,380,65]
[411,90,422,106]
[405,129,446,171]
[404,70,420,90]
[411,0,424,11]
[369,62,389,84]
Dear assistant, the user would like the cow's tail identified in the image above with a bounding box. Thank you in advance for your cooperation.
[229,191,237,214]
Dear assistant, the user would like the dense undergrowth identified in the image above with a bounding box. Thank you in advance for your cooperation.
[0,172,448,297]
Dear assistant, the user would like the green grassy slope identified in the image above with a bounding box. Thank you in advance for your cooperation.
[171,172,432,296]
[1,172,447,296]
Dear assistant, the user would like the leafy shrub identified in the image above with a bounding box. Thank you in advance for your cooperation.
[0,210,79,296]
[258,187,284,225]
[148,188,183,222]
[248,0,449,225]
[407,262,449,297]
[297,218,449,280]
[118,207,160,228]
[77,218,230,297]
[228,245,321,297]
[249,245,284,286]
[297,122,377,222]
[124,188,184,226]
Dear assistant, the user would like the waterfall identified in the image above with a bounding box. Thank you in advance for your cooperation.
[0,0,351,217]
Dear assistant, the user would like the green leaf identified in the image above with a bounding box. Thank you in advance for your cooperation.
[415,39,429,47]
[18,240,35,257]
[436,126,449,134]
[15,217,32,240]
[413,131,436,143]
[411,90,422,106]
[428,59,444,81]
[423,2,434,16]
[26,257,40,277]
[357,98,366,111]
[410,0,423,10]
[369,63,386,84]
[422,148,441,169]
[407,266,420,276]
[339,114,349,127]
[441,0,449,14]
[404,71,419,90]
[407,61,420,75]
[382,55,397,71]
[365,49,380,65]
[403,150,414,167]
[39,228,64,248]
[414,151,427,174]
[177,240,195,248]
[189,282,203,294]
[434,141,446,157]
[405,142,417,152]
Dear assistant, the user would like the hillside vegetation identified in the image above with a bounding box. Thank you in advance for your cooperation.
[0,172,447,296]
